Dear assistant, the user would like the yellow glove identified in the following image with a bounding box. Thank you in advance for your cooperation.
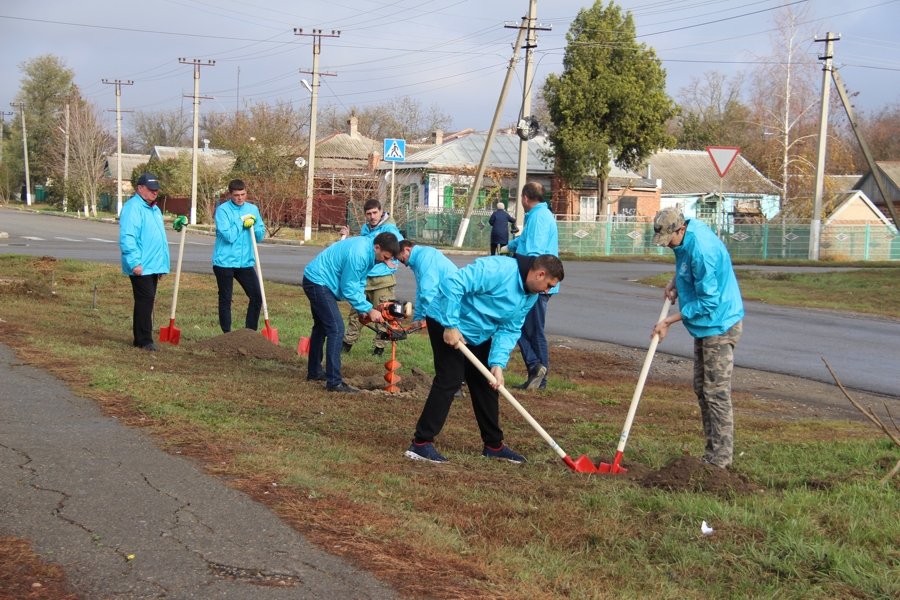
[242,215,256,229]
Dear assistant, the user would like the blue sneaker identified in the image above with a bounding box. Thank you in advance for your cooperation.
[482,444,527,464]
[404,441,448,463]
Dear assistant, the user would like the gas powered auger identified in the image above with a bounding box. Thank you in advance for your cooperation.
[358,301,424,392]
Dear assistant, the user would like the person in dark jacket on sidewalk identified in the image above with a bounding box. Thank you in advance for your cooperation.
[212,180,265,333]
[488,202,516,255]
[119,172,170,352]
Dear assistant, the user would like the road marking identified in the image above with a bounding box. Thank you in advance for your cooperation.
[54,237,83,242]
[87,237,116,243]
[186,241,210,246]
[22,236,45,241]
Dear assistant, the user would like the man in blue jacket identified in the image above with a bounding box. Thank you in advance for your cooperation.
[506,182,559,390]
[488,202,516,255]
[303,232,400,393]
[650,208,744,469]
[119,172,170,352]
[340,199,404,357]
[212,180,265,333]
[405,253,564,464]
[395,240,458,327]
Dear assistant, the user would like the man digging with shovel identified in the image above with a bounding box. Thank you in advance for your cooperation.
[405,253,564,464]
[650,208,744,469]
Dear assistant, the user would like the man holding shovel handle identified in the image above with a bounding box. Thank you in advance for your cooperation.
[650,208,744,469]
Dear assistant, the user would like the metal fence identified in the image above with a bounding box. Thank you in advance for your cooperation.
[396,210,900,261]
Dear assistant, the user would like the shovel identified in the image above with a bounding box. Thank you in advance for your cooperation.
[455,342,598,473]
[159,223,187,345]
[599,297,672,474]
[249,228,278,345]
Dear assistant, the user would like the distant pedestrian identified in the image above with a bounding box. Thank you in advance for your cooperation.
[339,200,404,357]
[488,202,516,255]
[404,253,564,464]
[119,172,170,352]
[212,179,264,333]
[650,208,744,469]
[303,232,400,393]
[506,182,559,390]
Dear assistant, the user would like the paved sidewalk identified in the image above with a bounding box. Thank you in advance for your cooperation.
[0,342,397,599]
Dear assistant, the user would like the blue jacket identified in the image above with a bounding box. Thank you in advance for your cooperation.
[427,255,538,368]
[303,236,376,314]
[489,209,515,245]
[673,219,744,338]
[119,194,170,275]
[213,200,265,268]
[361,213,403,278]
[406,245,458,321]
[505,201,560,294]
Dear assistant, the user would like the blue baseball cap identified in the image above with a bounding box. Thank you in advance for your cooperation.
[137,172,161,190]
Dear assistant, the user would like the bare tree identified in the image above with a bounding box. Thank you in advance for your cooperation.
[126,108,191,153]
[676,71,750,150]
[320,95,453,141]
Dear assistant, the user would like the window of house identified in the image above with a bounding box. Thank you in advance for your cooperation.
[579,195,597,221]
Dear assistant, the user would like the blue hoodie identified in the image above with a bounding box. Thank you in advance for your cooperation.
[406,245,458,321]
[505,201,559,294]
[361,213,403,278]
[427,255,538,368]
[119,194,170,275]
[673,218,744,338]
[213,200,265,268]
[303,236,376,314]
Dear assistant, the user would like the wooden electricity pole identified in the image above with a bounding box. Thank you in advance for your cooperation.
[10,102,30,205]
[808,32,839,260]
[178,59,215,225]
[103,79,134,216]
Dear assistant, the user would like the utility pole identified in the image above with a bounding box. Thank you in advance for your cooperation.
[102,79,134,216]
[452,16,528,247]
[0,111,13,164]
[513,0,551,233]
[808,32,839,260]
[10,102,30,205]
[59,95,71,213]
[178,59,215,225]
[295,28,339,242]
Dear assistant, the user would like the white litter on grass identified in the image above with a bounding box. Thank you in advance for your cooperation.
[701,521,714,536]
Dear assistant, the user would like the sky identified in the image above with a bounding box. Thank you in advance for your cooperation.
[1,0,898,138]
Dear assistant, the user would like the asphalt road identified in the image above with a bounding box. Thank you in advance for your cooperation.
[2,208,898,396]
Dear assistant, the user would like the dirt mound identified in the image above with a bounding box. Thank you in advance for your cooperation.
[348,366,434,398]
[192,329,300,363]
[638,456,762,496]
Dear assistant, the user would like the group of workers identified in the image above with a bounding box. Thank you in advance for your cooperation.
[118,172,743,470]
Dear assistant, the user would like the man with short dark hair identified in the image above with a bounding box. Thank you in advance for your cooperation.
[405,253,564,464]
[507,181,559,390]
[212,179,264,333]
[651,207,744,469]
[340,199,404,356]
[119,172,170,352]
[303,232,400,393]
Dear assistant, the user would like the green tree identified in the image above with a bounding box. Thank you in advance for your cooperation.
[543,1,675,214]
[4,55,75,202]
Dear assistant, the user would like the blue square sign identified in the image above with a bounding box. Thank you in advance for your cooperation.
[383,138,406,162]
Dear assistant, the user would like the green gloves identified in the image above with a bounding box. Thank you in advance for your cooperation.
[173,215,188,232]
[242,215,256,229]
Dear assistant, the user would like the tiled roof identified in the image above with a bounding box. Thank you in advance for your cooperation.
[150,146,236,173]
[875,161,900,187]
[648,149,779,195]
[381,133,553,174]
[314,132,381,160]
[105,153,150,179]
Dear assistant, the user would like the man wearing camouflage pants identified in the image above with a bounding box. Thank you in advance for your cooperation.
[650,208,744,469]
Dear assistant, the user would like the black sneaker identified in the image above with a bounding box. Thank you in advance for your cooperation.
[306,373,327,382]
[482,444,527,464]
[341,342,353,354]
[373,347,384,357]
[326,382,360,393]
[523,365,547,390]
[142,343,160,352]
[404,441,448,463]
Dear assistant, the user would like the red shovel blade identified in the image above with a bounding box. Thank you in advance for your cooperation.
[563,454,600,473]
[160,319,181,345]
[261,320,279,345]
[598,450,628,474]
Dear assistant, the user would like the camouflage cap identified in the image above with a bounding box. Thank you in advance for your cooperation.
[652,208,686,246]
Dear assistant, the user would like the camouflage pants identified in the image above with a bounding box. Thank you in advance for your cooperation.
[693,320,742,468]
[343,275,395,349]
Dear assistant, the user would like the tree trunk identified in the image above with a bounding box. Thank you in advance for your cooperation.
[598,175,609,218]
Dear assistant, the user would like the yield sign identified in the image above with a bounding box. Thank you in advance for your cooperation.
[706,146,741,178]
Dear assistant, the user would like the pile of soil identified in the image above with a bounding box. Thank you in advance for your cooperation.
[637,456,762,496]
[192,329,300,363]
[348,366,434,398]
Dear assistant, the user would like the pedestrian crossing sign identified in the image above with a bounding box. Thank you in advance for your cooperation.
[383,138,406,162]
